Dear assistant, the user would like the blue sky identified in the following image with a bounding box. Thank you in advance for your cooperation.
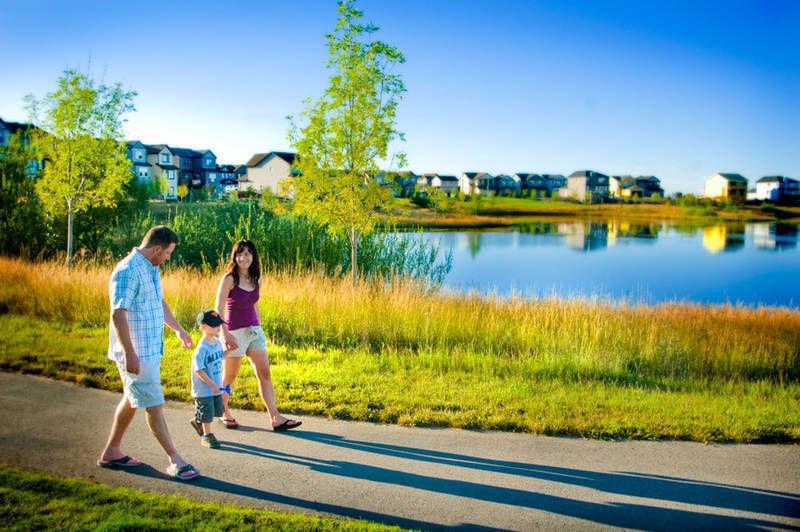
[1,0,797,193]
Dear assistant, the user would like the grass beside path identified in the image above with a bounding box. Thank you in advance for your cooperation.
[0,464,400,531]
[2,314,798,443]
[1,256,799,442]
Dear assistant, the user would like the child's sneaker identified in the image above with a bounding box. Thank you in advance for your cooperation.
[201,434,221,449]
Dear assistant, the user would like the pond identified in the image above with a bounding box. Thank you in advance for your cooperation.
[405,220,800,307]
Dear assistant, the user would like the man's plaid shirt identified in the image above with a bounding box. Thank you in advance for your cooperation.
[107,248,165,362]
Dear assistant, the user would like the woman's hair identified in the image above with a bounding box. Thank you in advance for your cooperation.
[225,239,261,287]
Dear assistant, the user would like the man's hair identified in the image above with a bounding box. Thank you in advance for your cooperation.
[141,226,180,249]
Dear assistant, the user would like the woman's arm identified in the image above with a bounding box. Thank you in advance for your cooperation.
[215,273,238,349]
[255,278,262,322]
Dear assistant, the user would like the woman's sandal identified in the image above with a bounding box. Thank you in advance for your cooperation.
[221,416,240,429]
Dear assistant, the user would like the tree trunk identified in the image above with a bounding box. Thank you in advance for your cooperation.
[349,228,359,283]
[66,205,74,269]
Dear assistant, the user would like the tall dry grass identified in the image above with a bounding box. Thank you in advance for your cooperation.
[1,256,798,382]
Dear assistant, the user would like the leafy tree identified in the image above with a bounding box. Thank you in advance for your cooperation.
[284,0,406,280]
[0,131,48,258]
[27,69,136,267]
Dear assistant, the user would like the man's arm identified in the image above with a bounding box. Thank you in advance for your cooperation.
[112,308,139,374]
[163,299,193,349]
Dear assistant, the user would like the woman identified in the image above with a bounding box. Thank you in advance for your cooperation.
[215,239,301,431]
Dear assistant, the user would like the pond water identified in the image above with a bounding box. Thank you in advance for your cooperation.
[405,220,800,307]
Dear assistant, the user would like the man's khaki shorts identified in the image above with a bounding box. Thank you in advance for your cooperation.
[223,325,267,357]
[116,356,164,408]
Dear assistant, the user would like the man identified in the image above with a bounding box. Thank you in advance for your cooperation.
[98,225,200,480]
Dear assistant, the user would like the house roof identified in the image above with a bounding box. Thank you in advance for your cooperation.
[513,173,535,179]
[715,173,747,182]
[170,147,202,158]
[541,174,565,180]
[463,172,480,178]
[0,119,34,134]
[246,151,296,167]
[438,175,458,182]
[157,163,178,170]
[146,144,174,155]
[569,170,608,179]
[756,175,796,183]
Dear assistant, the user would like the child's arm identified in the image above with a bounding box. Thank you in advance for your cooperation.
[194,369,220,395]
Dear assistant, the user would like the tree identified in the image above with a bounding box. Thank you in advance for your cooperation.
[0,131,48,258]
[284,0,406,280]
[26,69,136,267]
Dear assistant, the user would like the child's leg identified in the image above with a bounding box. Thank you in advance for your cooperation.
[202,422,213,435]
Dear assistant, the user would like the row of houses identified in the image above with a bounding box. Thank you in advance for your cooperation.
[4,117,796,204]
[703,173,800,204]
[125,141,246,199]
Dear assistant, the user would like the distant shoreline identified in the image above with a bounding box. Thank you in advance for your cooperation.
[388,199,800,229]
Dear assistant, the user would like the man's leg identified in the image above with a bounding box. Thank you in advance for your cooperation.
[100,396,137,463]
[144,404,189,466]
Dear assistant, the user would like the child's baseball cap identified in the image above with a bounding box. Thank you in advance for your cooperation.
[197,310,224,327]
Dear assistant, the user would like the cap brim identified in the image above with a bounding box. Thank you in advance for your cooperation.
[204,317,224,327]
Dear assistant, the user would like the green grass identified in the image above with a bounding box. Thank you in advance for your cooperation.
[1,256,798,442]
[0,463,402,531]
[2,314,798,442]
[392,197,800,228]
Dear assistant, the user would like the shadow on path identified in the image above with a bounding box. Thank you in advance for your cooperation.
[283,431,800,519]
[218,439,799,530]
[120,464,500,531]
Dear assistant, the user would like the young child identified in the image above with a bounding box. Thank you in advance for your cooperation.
[190,310,226,448]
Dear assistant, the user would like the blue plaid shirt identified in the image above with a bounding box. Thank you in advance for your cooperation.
[108,248,165,362]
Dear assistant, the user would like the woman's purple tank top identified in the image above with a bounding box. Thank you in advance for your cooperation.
[225,284,260,331]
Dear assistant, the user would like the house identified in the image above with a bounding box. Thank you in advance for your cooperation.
[126,141,152,183]
[560,170,610,203]
[542,174,567,195]
[0,117,44,176]
[215,164,240,193]
[0,118,32,148]
[378,170,418,196]
[146,144,179,199]
[517,173,548,197]
[751,176,800,203]
[241,151,297,195]
[417,173,459,195]
[609,175,664,199]
[704,173,747,203]
[493,174,519,196]
[459,172,494,196]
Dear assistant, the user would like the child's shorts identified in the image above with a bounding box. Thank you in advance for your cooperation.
[224,325,267,357]
[194,394,224,423]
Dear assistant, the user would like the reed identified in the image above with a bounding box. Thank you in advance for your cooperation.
[1,256,797,383]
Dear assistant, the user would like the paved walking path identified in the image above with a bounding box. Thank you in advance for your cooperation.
[1,372,798,530]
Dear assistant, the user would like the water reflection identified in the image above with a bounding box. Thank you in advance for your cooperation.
[752,223,798,251]
[411,220,800,306]
[702,224,745,253]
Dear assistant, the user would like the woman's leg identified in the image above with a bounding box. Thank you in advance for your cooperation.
[246,349,298,427]
[221,355,243,420]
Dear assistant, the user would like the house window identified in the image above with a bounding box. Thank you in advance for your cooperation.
[205,158,212,166]
[136,151,143,160]
[161,154,169,163]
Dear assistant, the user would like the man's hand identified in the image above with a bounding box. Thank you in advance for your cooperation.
[124,351,140,375]
[177,329,193,349]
